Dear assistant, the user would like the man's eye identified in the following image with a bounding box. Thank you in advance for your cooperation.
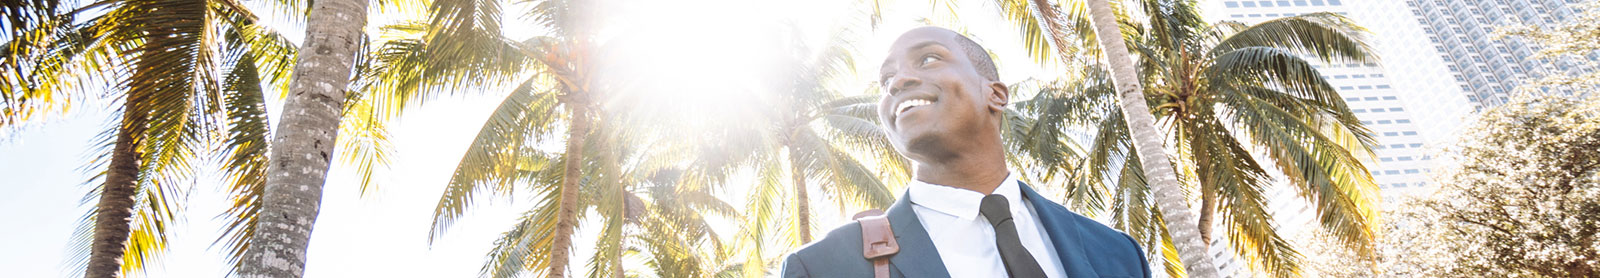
[920,55,940,65]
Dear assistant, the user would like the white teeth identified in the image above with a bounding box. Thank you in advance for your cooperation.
[897,99,932,114]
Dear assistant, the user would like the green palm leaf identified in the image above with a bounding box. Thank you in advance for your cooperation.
[1209,13,1375,63]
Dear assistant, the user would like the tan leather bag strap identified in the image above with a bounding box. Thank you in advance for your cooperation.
[854,209,898,278]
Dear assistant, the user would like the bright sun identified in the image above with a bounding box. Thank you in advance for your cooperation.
[598,0,815,128]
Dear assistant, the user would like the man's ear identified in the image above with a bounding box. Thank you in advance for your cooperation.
[986,81,1009,113]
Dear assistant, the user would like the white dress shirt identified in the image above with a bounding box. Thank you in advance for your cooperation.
[906,172,1068,278]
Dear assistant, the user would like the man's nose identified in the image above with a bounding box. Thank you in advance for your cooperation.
[888,75,922,96]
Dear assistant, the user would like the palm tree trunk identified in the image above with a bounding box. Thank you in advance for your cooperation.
[84,98,147,278]
[787,144,812,243]
[609,226,623,278]
[1198,190,1215,245]
[237,0,367,276]
[547,103,589,278]
[1084,0,1219,276]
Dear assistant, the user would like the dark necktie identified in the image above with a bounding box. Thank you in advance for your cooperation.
[980,194,1049,278]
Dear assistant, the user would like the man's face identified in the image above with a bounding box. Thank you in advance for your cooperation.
[877,27,1005,163]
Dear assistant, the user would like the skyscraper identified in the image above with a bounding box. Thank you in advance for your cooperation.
[1407,0,1597,109]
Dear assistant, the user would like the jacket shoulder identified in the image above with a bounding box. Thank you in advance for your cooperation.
[1037,201,1153,278]
[781,221,873,278]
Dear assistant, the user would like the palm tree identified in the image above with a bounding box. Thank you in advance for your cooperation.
[1115,9,1381,277]
[353,0,617,276]
[982,0,1221,275]
[0,1,300,277]
[463,126,737,278]
[236,0,373,274]
[996,1,1383,276]
[3,1,404,277]
[653,26,908,275]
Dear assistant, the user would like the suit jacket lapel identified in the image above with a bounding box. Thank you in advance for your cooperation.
[1021,182,1101,278]
[885,194,951,278]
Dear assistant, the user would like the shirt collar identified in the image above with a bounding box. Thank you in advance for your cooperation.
[906,171,1025,221]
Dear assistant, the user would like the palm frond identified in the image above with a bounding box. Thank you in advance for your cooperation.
[1209,13,1376,64]
[480,181,564,278]
[1187,115,1302,278]
[736,158,787,277]
[992,0,1099,65]
[1216,91,1381,257]
[793,129,895,209]
[817,112,910,185]
[337,90,397,195]
[212,49,271,277]
[431,75,563,242]
[1208,46,1346,117]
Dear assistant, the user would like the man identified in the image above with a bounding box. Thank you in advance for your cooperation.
[780,26,1151,278]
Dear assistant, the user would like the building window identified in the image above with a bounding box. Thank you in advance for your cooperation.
[1354,109,1368,113]
[1405,169,1421,174]
[1363,97,1379,101]
[1310,0,1324,5]
[1399,156,1415,161]
[1259,0,1273,7]
[1295,0,1308,5]
[1232,14,1245,18]
[1334,75,1348,79]
[1384,170,1401,175]
[1328,0,1342,5]
[1396,119,1411,123]
[1359,85,1373,90]
[1346,97,1360,101]
[1408,143,1423,147]
[1371,108,1387,112]
[1378,120,1393,124]
[1243,1,1257,7]
[1391,107,1405,112]
[1384,132,1400,136]
[1377,85,1392,89]
[1226,1,1239,7]
[1371,74,1384,78]
[1403,131,1419,135]
[1390,144,1406,148]
[1340,86,1355,90]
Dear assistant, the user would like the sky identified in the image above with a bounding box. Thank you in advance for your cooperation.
[0,0,1064,277]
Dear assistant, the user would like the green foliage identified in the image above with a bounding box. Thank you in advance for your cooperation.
[1007,4,1384,277]
[1301,95,1600,278]
[10,1,306,276]
[1409,95,1598,277]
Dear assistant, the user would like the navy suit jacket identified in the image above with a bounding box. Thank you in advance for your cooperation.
[781,182,1151,278]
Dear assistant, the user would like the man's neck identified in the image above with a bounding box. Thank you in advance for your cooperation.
[912,149,1009,195]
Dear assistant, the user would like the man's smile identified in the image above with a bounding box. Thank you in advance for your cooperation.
[895,98,935,116]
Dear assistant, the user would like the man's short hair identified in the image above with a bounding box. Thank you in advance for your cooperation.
[952,34,1000,82]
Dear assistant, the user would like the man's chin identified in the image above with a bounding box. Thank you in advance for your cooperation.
[902,132,957,163]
